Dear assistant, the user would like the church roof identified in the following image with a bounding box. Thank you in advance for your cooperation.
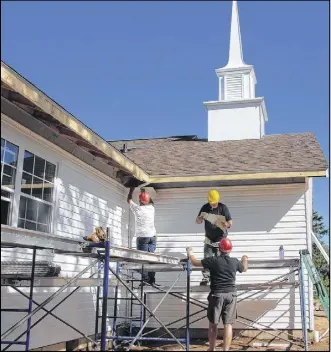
[109,133,328,178]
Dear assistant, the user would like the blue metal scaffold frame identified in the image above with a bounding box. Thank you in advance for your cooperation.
[1,226,310,351]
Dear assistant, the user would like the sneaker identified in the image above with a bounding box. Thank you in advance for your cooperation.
[200,278,210,286]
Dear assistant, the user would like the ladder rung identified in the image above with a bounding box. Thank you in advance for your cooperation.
[1,309,29,312]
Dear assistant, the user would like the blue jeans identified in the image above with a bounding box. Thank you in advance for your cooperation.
[137,236,156,283]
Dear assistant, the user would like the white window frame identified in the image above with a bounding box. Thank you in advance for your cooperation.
[1,135,59,233]
[1,138,19,225]
[17,150,57,234]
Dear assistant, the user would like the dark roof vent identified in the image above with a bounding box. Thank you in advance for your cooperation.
[122,143,128,153]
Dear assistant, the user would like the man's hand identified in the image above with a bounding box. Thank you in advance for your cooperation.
[186,247,194,257]
[196,216,203,224]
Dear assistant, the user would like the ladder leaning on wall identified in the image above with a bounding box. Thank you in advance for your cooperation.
[300,249,329,321]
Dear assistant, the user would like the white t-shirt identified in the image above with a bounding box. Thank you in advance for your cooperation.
[130,201,156,238]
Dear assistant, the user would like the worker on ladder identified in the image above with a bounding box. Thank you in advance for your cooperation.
[127,187,157,286]
[196,190,233,286]
[187,239,248,352]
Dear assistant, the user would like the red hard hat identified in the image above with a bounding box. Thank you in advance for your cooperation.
[219,238,232,253]
[139,191,150,204]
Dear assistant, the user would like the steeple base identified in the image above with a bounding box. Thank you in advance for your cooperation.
[204,97,268,141]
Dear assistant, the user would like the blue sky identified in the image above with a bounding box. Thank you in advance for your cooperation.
[1,1,329,232]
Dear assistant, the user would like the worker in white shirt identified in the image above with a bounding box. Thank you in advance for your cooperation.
[127,187,157,285]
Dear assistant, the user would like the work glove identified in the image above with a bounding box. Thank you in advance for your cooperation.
[186,247,194,257]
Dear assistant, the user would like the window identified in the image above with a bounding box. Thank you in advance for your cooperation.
[1,138,19,225]
[18,151,56,233]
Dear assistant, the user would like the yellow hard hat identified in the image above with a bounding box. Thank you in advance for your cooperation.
[208,190,220,204]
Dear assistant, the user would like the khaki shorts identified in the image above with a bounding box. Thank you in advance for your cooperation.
[207,292,238,325]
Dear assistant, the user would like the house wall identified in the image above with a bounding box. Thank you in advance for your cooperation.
[135,185,311,331]
[1,116,130,350]
[1,114,314,349]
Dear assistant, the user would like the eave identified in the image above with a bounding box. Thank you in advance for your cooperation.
[1,61,149,183]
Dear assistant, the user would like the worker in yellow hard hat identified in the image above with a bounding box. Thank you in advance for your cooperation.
[196,189,233,286]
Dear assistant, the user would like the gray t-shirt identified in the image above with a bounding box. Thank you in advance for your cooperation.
[130,201,156,238]
[201,254,244,293]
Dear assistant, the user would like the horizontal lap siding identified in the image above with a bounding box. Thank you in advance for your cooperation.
[1,124,130,350]
[140,184,309,330]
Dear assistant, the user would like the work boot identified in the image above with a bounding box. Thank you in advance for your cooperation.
[83,231,100,243]
[95,226,106,241]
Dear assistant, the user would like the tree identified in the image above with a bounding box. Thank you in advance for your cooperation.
[312,210,329,294]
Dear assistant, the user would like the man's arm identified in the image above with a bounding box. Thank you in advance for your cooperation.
[127,187,135,204]
[186,247,202,266]
[238,255,248,273]
[222,205,233,229]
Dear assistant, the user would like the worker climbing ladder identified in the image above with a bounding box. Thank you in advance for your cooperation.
[300,249,329,321]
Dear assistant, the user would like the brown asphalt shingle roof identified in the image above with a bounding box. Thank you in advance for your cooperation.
[109,133,328,177]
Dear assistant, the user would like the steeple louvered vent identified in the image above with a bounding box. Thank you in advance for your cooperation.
[225,74,243,100]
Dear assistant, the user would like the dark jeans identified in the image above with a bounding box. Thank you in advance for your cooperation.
[202,244,220,280]
[137,236,156,283]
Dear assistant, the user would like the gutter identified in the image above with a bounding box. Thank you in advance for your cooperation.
[148,170,328,184]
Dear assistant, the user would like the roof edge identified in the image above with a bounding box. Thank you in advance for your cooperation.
[149,170,328,184]
[1,61,150,182]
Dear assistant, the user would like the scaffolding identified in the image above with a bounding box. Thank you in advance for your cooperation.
[1,226,310,351]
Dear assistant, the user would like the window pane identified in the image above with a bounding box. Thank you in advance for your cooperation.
[25,220,37,231]
[18,218,25,229]
[37,223,49,233]
[23,151,34,174]
[38,202,52,225]
[32,177,43,199]
[43,182,54,202]
[45,162,56,182]
[1,190,11,199]
[1,138,4,162]
[34,156,45,179]
[1,199,10,225]
[2,165,16,189]
[19,197,27,219]
[21,172,32,195]
[26,198,37,221]
[4,141,19,167]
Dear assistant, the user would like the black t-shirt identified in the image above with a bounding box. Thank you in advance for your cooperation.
[201,254,245,293]
[198,202,232,242]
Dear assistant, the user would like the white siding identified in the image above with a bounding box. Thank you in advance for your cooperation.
[138,185,311,330]
[1,119,130,349]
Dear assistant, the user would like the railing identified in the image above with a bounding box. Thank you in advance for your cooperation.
[311,231,329,265]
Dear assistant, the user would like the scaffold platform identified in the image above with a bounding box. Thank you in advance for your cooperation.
[1,225,309,351]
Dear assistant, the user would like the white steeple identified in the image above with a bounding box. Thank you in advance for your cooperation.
[203,0,268,141]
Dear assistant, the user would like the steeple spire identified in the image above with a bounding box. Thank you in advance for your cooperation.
[226,0,247,68]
